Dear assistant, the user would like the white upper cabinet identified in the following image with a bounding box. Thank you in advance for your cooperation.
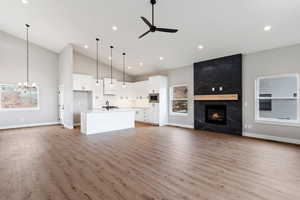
[149,76,164,92]
[92,79,104,108]
[73,74,93,91]
[103,78,117,95]
[131,80,149,100]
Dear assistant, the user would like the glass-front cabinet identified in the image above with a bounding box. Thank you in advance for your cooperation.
[255,74,299,124]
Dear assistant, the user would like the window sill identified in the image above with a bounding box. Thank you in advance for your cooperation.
[170,113,188,117]
[255,119,300,127]
[0,108,40,111]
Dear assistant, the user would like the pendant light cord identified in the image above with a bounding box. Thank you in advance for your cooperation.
[110,46,113,84]
[96,38,99,83]
[122,53,126,85]
[26,24,30,85]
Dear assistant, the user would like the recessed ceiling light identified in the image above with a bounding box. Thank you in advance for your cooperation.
[22,0,29,4]
[128,66,132,69]
[139,62,143,66]
[108,56,112,60]
[264,25,272,31]
[198,45,204,50]
[159,57,164,60]
[84,44,88,49]
[112,26,118,31]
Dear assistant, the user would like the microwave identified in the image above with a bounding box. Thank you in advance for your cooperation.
[149,93,159,103]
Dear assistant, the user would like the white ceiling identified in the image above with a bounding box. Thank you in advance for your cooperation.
[1,0,300,76]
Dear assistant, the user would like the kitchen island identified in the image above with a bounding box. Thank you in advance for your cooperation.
[81,109,135,135]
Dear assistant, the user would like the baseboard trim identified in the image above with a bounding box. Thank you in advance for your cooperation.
[167,123,194,129]
[63,125,74,130]
[0,122,60,130]
[243,132,300,145]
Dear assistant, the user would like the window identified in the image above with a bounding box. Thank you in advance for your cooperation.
[170,85,188,115]
[0,84,39,110]
[255,74,299,125]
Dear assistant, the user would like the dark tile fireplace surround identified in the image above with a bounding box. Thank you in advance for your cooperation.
[194,54,242,135]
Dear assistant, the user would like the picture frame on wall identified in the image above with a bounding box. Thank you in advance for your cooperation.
[170,85,188,116]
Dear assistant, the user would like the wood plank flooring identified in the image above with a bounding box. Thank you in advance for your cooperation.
[0,124,299,200]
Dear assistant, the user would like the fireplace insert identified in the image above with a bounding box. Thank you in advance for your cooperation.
[205,105,227,125]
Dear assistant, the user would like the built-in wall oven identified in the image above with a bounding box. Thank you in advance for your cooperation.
[149,93,159,103]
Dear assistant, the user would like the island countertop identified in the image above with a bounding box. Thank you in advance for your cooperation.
[83,109,137,114]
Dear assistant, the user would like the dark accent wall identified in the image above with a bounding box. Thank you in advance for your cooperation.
[194,54,243,135]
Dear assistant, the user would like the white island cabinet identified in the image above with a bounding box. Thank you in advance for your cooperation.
[81,109,135,134]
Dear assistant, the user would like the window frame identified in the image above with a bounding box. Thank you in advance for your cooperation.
[169,84,189,116]
[254,73,300,125]
[0,83,40,111]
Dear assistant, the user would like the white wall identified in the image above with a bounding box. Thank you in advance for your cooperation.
[243,44,300,140]
[74,51,134,82]
[166,66,194,127]
[0,31,59,128]
[59,45,74,129]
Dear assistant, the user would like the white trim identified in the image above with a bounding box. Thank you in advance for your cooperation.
[255,73,300,125]
[170,112,189,117]
[63,125,74,130]
[243,132,300,145]
[73,123,81,126]
[0,122,60,130]
[255,119,300,127]
[167,123,194,129]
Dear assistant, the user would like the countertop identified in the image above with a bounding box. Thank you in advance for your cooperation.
[83,108,147,114]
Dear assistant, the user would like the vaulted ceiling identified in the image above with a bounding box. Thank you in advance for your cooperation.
[1,0,300,75]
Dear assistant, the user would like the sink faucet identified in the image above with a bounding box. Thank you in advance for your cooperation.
[105,100,110,110]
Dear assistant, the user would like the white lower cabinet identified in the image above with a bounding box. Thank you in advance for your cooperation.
[135,108,152,123]
[134,106,158,124]
[135,110,144,122]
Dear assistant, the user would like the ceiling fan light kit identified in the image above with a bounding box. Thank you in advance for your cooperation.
[139,0,178,39]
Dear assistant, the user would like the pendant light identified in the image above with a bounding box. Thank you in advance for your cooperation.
[122,53,126,88]
[109,46,114,86]
[95,38,100,86]
[18,24,36,90]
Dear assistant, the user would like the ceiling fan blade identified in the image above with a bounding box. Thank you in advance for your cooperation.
[141,17,152,28]
[139,30,151,39]
[156,28,178,33]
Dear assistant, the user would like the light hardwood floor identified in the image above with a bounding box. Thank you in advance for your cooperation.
[0,124,299,200]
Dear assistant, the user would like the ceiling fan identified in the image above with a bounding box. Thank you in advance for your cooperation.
[139,0,178,39]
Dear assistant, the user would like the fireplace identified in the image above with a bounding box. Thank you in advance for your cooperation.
[205,105,227,125]
[194,54,242,135]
